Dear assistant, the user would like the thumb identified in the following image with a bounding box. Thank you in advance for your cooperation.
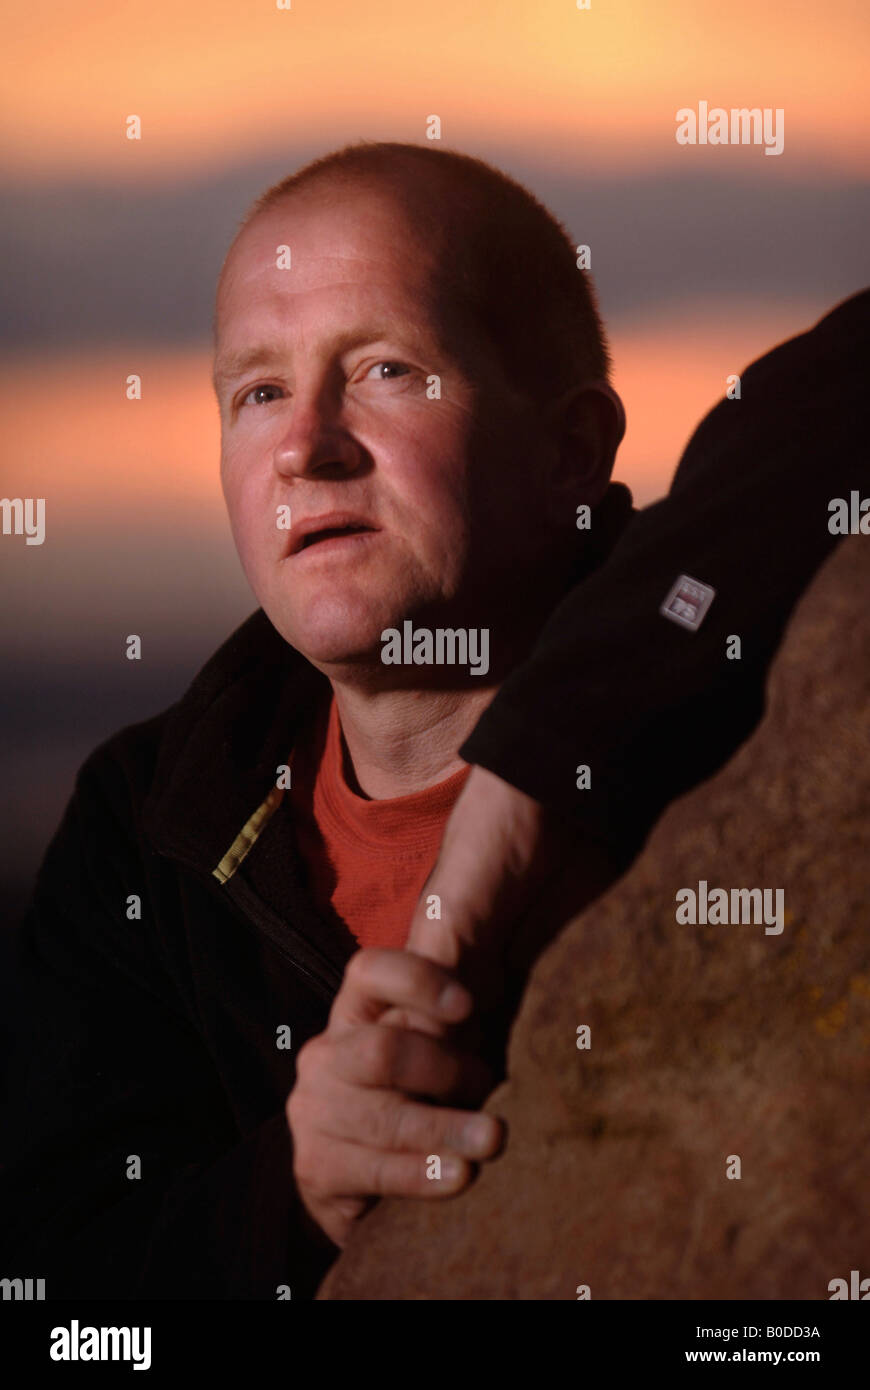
[406,873,465,970]
[407,844,502,986]
[407,873,507,1019]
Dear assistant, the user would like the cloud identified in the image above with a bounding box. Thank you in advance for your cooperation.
[2,148,868,352]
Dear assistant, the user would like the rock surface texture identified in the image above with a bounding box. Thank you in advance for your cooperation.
[320,536,870,1300]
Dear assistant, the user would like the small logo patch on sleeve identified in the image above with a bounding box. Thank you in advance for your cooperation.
[660,574,716,630]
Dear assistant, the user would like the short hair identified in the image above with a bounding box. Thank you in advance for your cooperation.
[225,141,610,408]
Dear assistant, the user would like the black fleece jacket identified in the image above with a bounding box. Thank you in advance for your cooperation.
[1,289,867,1299]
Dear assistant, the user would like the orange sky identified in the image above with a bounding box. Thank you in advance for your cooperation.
[3,0,868,180]
[1,1,863,610]
[1,0,864,520]
[2,0,865,887]
[0,297,824,525]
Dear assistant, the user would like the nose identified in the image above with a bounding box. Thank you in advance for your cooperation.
[272,387,366,481]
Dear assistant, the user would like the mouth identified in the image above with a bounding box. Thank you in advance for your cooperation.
[289,517,380,556]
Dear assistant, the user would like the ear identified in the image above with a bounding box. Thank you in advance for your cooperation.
[542,380,626,526]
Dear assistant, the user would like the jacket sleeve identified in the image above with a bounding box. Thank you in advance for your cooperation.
[460,289,870,863]
[0,739,339,1300]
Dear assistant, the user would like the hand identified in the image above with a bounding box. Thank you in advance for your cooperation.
[402,765,617,1027]
[286,946,504,1249]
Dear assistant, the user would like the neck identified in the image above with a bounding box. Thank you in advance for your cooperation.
[329,680,499,799]
[316,564,583,799]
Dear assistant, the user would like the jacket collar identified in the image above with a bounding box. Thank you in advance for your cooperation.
[142,607,328,880]
[142,609,359,998]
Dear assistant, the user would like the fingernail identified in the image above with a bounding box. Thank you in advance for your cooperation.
[464,1115,498,1152]
[440,1156,465,1181]
[439,982,471,1018]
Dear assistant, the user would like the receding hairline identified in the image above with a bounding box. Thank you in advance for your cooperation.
[213,164,464,347]
[213,142,611,392]
[240,145,488,233]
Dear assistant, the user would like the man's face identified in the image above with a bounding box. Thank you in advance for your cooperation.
[214,181,557,676]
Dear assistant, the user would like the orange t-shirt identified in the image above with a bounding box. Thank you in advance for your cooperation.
[288,694,471,950]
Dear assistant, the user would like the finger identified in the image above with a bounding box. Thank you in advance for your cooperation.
[303,1079,504,1158]
[329,1022,494,1105]
[406,888,466,971]
[376,1003,449,1036]
[377,1003,488,1075]
[406,866,511,1007]
[302,1139,481,1202]
[311,1195,372,1250]
[330,947,473,1035]
[406,765,555,980]
[408,909,507,1018]
[407,855,492,974]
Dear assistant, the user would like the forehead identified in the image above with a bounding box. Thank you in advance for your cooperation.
[215,185,443,347]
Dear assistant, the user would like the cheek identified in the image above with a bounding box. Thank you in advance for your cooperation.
[385,410,472,512]
[221,452,270,564]
[220,441,246,511]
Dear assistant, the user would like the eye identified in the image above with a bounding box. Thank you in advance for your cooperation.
[364,361,411,381]
[241,384,284,407]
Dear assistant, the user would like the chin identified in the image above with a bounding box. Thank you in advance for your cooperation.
[291,631,384,670]
[265,593,392,668]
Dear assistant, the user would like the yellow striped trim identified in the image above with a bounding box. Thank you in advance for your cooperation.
[212,784,285,884]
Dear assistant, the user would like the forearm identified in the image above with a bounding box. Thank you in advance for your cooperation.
[462,290,870,859]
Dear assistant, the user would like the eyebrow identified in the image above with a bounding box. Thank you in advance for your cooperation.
[212,345,284,394]
[211,322,436,395]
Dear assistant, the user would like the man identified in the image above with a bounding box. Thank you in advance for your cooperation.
[214,143,634,1252]
[1,142,627,1296]
[1,141,866,1297]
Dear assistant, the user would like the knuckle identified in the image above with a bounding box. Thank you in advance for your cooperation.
[346,947,386,989]
[361,1024,402,1083]
[294,1035,322,1081]
[382,1006,415,1032]
[380,1096,417,1151]
[401,1100,445,1155]
[291,1140,320,1190]
[404,950,446,998]
[295,1160,326,1196]
[368,1148,392,1198]
[285,1086,310,1136]
[293,1139,335,1197]
[343,948,367,985]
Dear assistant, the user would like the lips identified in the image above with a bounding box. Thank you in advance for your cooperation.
[287,513,379,555]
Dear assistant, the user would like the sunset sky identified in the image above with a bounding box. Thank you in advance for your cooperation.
[4,0,869,179]
[2,0,868,901]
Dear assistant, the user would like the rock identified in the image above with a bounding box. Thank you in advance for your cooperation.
[319,536,870,1300]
